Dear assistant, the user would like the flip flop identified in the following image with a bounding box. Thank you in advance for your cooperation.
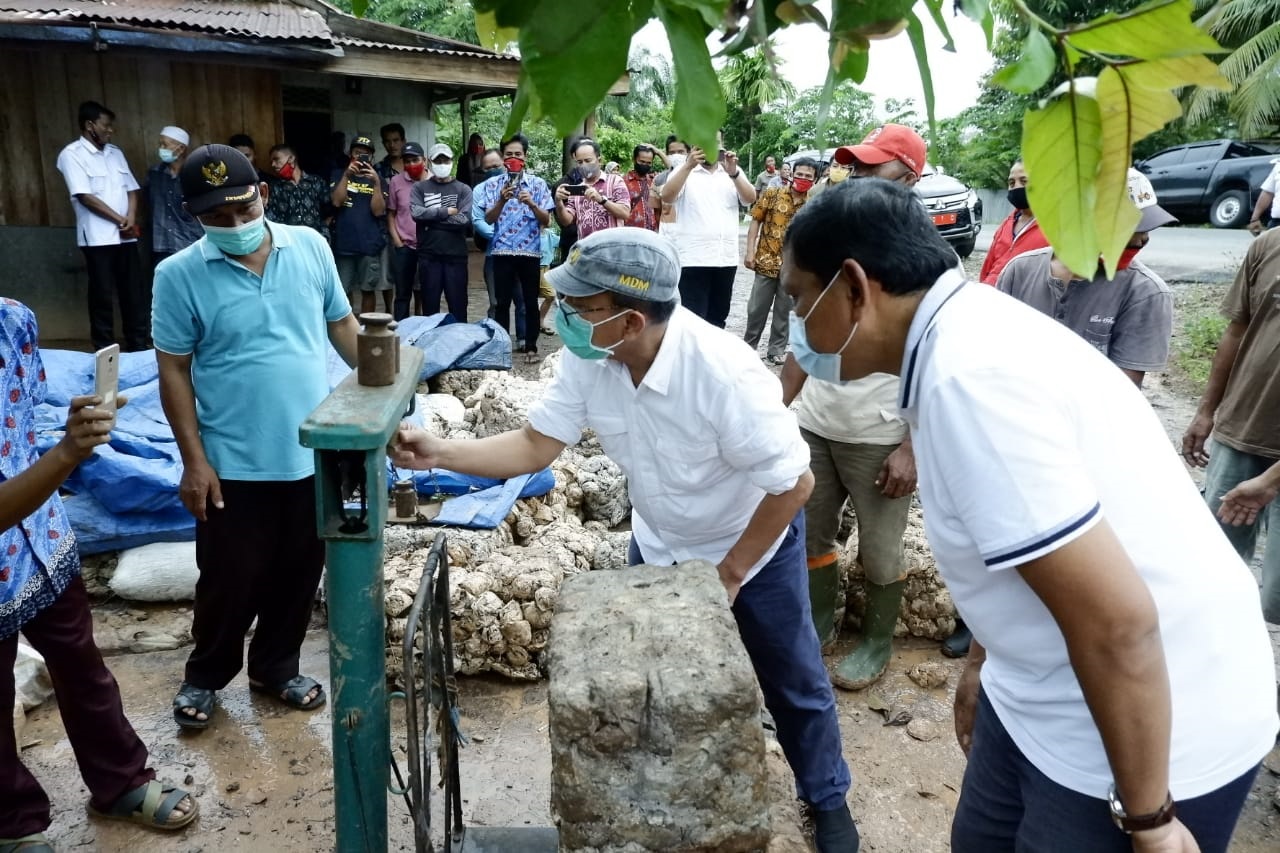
[249,675,327,711]
[172,682,215,730]
[87,779,199,831]
[0,834,53,853]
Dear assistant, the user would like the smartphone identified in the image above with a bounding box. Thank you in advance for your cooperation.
[355,153,372,165]
[565,184,588,196]
[717,148,727,163]
[507,170,521,188]
[93,344,120,422]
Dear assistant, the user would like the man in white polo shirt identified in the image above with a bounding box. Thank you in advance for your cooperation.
[393,228,861,853]
[658,135,756,327]
[781,178,1277,852]
[56,100,147,351]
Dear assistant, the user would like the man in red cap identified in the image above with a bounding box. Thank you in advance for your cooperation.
[830,123,927,185]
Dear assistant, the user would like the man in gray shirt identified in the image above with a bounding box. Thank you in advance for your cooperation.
[996,169,1175,387]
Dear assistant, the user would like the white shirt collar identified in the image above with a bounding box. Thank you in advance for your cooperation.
[898,266,968,412]
[604,305,689,396]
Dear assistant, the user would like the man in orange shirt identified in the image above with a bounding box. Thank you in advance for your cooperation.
[978,159,1048,285]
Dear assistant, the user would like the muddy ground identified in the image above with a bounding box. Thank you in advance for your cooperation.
[16,243,1280,851]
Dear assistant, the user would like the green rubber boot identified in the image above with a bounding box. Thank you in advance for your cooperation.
[807,560,841,651]
[831,580,904,691]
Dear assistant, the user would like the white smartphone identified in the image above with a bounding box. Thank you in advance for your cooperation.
[93,344,120,422]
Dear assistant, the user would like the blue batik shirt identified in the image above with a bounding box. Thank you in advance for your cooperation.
[474,172,553,257]
[0,299,79,640]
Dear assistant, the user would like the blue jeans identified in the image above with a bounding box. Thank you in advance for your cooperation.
[952,690,1259,853]
[1202,439,1280,623]
[629,514,852,810]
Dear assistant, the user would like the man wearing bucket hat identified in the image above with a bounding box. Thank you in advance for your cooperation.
[392,227,862,852]
[997,168,1175,388]
[152,144,359,732]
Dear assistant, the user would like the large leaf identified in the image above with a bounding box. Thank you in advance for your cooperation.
[830,39,871,84]
[905,12,937,133]
[830,0,914,41]
[518,0,650,135]
[1067,0,1223,60]
[656,0,725,153]
[921,0,956,53]
[1022,86,1103,279]
[957,0,994,49]
[1094,69,1149,278]
[471,0,539,30]
[473,9,519,53]
[992,29,1056,94]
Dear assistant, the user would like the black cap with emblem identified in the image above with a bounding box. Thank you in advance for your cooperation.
[180,144,262,215]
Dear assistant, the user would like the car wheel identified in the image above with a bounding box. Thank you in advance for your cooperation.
[1209,189,1249,229]
[952,237,976,259]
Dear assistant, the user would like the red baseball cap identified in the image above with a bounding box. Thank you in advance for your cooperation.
[833,124,927,175]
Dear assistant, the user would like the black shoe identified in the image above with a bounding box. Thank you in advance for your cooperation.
[812,802,860,853]
[941,620,972,658]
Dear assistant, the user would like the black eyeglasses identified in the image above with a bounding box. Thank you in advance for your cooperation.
[556,300,623,320]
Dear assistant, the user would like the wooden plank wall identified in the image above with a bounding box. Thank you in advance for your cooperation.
[0,47,283,228]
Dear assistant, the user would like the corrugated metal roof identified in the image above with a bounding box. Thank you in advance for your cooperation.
[332,35,516,61]
[0,0,333,42]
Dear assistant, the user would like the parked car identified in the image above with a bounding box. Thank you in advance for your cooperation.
[783,151,983,257]
[1135,139,1279,228]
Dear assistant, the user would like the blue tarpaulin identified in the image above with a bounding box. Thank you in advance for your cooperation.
[36,316,543,553]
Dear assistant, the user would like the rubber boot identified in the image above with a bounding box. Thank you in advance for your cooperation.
[942,619,972,658]
[812,802,861,852]
[831,580,904,691]
[807,557,841,650]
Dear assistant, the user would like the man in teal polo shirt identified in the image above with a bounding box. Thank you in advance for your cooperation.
[152,144,359,730]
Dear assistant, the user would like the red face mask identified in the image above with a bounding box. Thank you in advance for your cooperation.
[792,178,814,194]
[504,157,525,173]
[405,162,426,180]
[1117,246,1143,270]
[471,141,484,154]
[766,164,775,173]
[278,162,295,180]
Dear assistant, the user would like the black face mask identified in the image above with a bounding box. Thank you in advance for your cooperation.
[633,163,652,175]
[1007,187,1029,211]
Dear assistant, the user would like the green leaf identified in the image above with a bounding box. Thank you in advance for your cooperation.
[473,9,519,53]
[905,11,937,135]
[777,0,828,28]
[1094,68,1149,278]
[661,0,725,32]
[991,29,1056,94]
[1022,85,1103,279]
[656,0,725,154]
[921,0,955,53]
[472,0,539,30]
[517,0,649,135]
[503,72,537,141]
[350,0,368,17]
[830,39,870,84]
[957,0,993,49]
[830,0,913,42]
[1066,0,1224,60]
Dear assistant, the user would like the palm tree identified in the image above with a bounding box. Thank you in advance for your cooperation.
[597,48,676,125]
[1187,0,1280,136]
[719,49,797,174]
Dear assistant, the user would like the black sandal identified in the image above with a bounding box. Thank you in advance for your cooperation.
[249,675,326,711]
[87,778,198,831]
[172,682,215,730]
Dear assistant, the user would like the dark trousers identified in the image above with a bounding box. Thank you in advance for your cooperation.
[493,254,541,352]
[420,255,469,321]
[185,478,326,690]
[678,265,737,328]
[391,245,419,320]
[629,513,851,810]
[2,577,155,836]
[83,243,148,351]
[952,689,1259,853]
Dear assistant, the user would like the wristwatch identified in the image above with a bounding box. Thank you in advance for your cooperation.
[1108,786,1176,833]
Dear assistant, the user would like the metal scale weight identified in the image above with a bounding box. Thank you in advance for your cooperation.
[298,314,558,852]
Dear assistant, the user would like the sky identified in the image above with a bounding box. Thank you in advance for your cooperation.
[632,5,998,121]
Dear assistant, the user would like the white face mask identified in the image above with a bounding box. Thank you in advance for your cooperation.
[430,163,452,179]
[667,154,686,170]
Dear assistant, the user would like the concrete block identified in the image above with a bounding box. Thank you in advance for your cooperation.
[548,561,770,853]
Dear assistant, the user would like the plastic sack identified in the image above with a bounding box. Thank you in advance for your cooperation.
[109,541,199,602]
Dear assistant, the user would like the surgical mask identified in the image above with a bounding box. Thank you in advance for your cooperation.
[1007,187,1029,210]
[202,216,267,256]
[158,147,178,164]
[484,166,505,180]
[667,154,686,170]
[634,163,652,176]
[788,271,857,384]
[792,177,814,194]
[827,166,850,184]
[554,299,629,361]
[430,163,452,179]
[404,162,425,180]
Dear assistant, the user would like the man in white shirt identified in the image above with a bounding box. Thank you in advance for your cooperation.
[1247,160,1279,236]
[658,137,756,328]
[55,100,147,351]
[781,178,1277,853]
[393,228,860,853]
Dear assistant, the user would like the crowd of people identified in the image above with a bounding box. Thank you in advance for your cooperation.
[1,99,1277,853]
